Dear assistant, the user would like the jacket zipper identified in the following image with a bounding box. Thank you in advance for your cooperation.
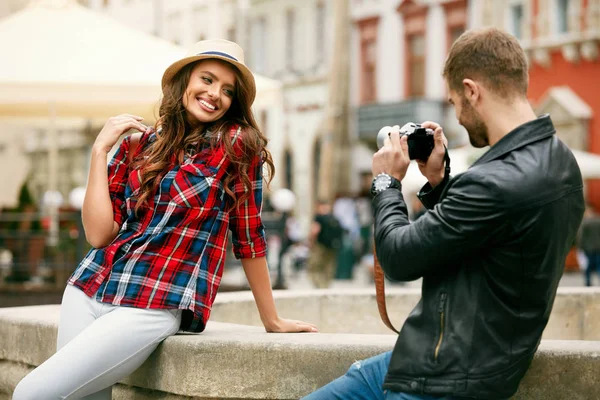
[434,292,447,363]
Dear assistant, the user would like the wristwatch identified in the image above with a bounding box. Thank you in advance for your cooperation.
[370,173,402,196]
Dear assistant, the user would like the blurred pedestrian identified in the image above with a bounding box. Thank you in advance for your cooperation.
[307,199,344,288]
[333,192,359,279]
[578,205,600,286]
[13,39,317,400]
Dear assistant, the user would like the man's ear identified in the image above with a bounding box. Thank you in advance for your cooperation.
[462,79,480,104]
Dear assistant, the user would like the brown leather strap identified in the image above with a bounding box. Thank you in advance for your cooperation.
[373,242,400,334]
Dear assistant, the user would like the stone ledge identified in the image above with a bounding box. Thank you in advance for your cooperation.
[1,289,600,399]
[210,287,600,340]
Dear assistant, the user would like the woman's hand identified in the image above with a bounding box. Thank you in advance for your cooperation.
[93,114,147,154]
[265,317,318,333]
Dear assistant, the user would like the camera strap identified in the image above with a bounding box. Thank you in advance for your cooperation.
[443,145,451,180]
[373,246,400,333]
[373,147,451,335]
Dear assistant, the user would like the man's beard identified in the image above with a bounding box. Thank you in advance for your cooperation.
[461,97,489,148]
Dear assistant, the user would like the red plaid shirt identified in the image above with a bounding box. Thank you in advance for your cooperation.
[69,125,267,332]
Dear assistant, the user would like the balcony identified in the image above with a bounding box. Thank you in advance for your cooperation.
[356,99,446,143]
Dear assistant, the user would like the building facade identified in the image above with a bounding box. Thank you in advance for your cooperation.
[470,0,600,208]
[351,0,469,155]
[241,0,334,231]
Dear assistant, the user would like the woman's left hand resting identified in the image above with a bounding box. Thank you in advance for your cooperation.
[265,317,318,333]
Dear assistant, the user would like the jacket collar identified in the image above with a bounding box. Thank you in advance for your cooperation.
[471,114,556,167]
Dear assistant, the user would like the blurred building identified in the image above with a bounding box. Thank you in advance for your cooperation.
[0,0,90,206]
[0,0,28,19]
[351,0,469,156]
[470,0,600,208]
[240,0,333,231]
[80,0,240,44]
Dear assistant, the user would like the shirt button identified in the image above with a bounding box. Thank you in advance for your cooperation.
[410,381,418,390]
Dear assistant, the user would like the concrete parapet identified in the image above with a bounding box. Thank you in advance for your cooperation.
[1,288,599,399]
[211,287,600,340]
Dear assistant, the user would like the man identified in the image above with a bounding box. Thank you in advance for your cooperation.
[578,205,600,286]
[303,28,584,399]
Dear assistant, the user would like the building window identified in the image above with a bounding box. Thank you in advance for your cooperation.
[510,3,524,39]
[316,2,326,63]
[408,34,425,98]
[251,17,267,74]
[556,0,569,34]
[358,17,379,104]
[286,9,296,69]
[362,40,377,103]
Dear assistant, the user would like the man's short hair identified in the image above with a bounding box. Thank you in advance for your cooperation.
[443,28,529,99]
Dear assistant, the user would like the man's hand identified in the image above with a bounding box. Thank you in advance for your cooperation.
[417,121,448,188]
[372,125,410,181]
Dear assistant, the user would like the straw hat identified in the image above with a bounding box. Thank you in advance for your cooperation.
[162,39,256,106]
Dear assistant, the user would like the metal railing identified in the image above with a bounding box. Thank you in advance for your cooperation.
[0,210,289,307]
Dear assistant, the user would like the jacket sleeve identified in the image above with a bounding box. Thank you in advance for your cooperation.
[373,172,505,281]
[417,177,450,210]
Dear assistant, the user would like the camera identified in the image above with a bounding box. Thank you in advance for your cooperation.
[377,122,435,160]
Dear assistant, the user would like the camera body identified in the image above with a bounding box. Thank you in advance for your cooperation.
[377,123,435,160]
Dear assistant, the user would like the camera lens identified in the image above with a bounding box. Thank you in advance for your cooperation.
[377,126,392,149]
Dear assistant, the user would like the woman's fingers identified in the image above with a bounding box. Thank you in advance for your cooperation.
[114,118,147,133]
[295,321,319,333]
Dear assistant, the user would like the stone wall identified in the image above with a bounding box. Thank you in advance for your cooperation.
[1,288,600,399]
[211,287,600,340]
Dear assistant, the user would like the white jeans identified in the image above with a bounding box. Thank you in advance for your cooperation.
[12,284,181,400]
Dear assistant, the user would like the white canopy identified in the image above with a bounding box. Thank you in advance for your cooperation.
[0,0,280,119]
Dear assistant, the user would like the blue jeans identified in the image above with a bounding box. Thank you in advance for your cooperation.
[585,251,600,286]
[301,351,457,400]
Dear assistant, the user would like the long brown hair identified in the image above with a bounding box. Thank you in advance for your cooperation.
[133,59,274,214]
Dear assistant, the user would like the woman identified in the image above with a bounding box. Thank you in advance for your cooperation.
[13,39,317,400]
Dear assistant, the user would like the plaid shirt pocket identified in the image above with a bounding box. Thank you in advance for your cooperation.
[169,160,222,209]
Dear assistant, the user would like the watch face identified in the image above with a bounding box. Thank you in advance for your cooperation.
[374,174,392,192]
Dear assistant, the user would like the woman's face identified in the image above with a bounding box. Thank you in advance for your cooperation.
[182,59,236,126]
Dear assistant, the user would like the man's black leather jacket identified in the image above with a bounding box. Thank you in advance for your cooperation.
[374,115,584,399]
